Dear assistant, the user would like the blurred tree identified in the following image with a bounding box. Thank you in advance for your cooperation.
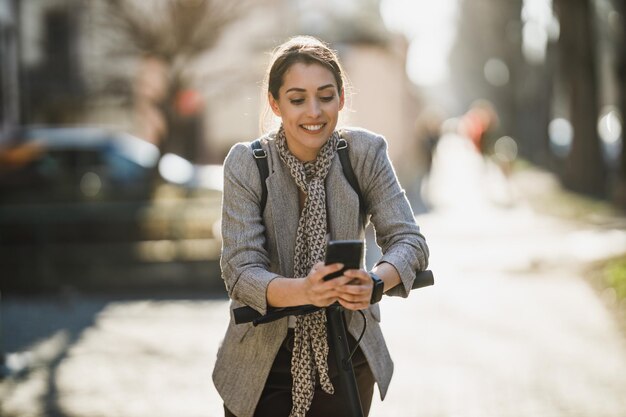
[554,0,607,197]
[448,0,524,152]
[99,0,258,163]
[0,0,20,137]
[514,0,560,169]
[617,0,626,206]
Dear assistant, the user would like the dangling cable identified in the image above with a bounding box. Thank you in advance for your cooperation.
[346,310,367,365]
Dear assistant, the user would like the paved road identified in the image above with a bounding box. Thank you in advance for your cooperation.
[2,134,626,417]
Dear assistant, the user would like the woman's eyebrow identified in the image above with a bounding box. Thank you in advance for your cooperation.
[285,84,335,94]
[317,84,335,91]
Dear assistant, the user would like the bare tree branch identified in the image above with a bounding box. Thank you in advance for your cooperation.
[100,0,253,64]
[94,0,264,160]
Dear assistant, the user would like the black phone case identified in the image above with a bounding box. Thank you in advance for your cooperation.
[323,240,363,280]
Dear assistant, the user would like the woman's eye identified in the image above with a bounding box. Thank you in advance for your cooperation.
[290,98,304,105]
[320,96,335,102]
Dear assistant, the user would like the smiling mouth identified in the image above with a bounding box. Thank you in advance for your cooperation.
[301,124,325,132]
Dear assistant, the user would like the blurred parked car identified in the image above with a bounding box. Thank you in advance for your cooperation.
[0,126,223,293]
[0,126,160,203]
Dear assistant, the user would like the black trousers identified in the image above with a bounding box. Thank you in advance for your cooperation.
[224,329,375,417]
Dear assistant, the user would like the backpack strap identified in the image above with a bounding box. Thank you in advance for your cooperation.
[250,139,269,212]
[337,132,366,216]
[251,133,366,216]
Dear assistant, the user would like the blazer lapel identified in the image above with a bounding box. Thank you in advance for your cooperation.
[266,160,299,277]
[326,156,361,241]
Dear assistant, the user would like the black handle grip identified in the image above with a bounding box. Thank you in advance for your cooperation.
[412,269,434,289]
[233,304,320,325]
[233,306,263,324]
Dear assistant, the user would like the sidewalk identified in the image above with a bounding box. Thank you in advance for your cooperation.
[2,133,626,417]
[369,134,626,416]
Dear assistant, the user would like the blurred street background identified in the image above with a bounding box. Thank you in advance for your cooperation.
[2,0,626,416]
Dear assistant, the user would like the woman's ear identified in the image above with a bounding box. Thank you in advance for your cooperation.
[339,88,345,111]
[268,93,281,117]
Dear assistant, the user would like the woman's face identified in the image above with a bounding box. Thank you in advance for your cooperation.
[269,62,344,162]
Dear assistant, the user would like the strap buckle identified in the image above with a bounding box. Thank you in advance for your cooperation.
[337,138,348,150]
[253,148,267,159]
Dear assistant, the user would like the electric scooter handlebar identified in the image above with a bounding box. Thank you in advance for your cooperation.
[233,269,434,325]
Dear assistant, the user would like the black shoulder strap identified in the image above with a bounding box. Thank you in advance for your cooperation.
[337,133,366,215]
[250,139,269,212]
[251,135,365,215]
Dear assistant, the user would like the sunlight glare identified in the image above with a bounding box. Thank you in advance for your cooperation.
[380,0,459,86]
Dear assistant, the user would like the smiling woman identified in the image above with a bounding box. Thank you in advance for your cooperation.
[213,36,429,417]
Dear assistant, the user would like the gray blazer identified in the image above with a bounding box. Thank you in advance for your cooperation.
[213,127,429,417]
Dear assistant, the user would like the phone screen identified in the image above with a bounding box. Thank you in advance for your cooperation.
[323,240,363,280]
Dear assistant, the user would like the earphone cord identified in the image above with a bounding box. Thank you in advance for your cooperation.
[346,310,367,364]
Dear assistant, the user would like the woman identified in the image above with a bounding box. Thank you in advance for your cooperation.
[213,36,429,417]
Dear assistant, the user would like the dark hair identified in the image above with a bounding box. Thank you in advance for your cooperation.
[266,36,345,100]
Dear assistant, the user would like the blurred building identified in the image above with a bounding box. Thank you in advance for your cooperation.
[11,0,90,126]
[0,0,152,142]
[2,0,425,176]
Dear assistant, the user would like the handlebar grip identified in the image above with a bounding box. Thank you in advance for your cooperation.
[412,270,434,289]
[233,306,262,324]
[234,304,320,325]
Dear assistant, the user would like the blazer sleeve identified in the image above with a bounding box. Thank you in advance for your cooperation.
[359,133,429,298]
[220,142,280,315]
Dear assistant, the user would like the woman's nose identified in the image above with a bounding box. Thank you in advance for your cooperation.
[306,100,322,117]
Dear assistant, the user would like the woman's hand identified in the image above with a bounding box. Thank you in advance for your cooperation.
[335,269,373,311]
[303,262,353,307]
[268,263,376,309]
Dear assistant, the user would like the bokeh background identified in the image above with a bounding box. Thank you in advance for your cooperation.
[1,0,626,416]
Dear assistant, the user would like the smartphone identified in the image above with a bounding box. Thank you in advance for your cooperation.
[323,240,364,281]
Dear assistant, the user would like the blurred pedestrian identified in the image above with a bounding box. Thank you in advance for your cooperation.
[415,106,444,176]
[459,99,499,157]
[213,36,429,417]
[413,106,444,207]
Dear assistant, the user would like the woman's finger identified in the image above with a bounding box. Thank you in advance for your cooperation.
[338,298,370,311]
[343,268,371,283]
[309,262,344,281]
